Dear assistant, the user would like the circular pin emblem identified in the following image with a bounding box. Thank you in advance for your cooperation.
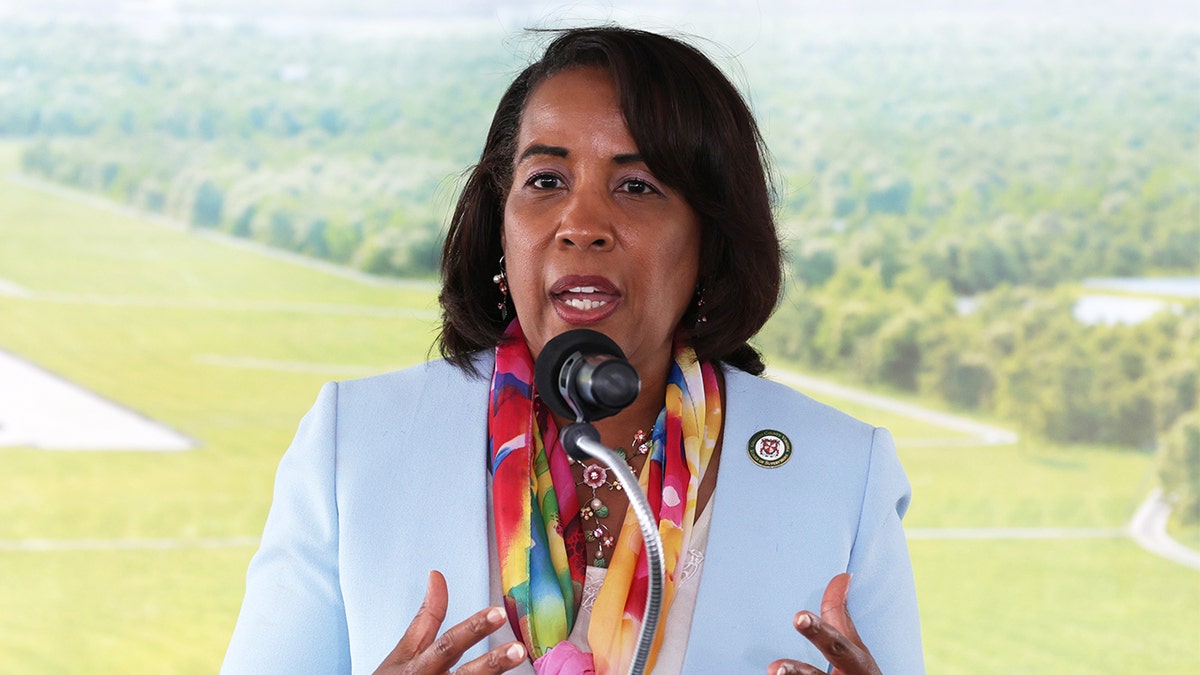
[748,429,792,468]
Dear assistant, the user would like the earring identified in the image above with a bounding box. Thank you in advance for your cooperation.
[693,283,708,328]
[492,255,509,321]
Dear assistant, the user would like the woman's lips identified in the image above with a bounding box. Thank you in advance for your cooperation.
[550,276,621,324]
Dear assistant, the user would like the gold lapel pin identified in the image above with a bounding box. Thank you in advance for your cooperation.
[747,429,792,468]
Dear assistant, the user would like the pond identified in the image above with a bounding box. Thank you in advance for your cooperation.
[1083,277,1200,299]
[1074,277,1199,326]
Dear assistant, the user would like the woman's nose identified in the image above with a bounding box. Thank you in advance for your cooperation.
[554,188,616,251]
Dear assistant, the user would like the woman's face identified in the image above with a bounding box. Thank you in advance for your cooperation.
[502,67,701,379]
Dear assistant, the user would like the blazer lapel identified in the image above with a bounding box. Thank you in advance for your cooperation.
[356,356,495,665]
[682,367,772,668]
[417,358,494,621]
[680,367,832,671]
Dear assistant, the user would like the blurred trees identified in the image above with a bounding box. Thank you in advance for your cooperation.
[736,20,1198,516]
[2,17,1198,509]
[1159,412,1200,524]
[2,21,515,278]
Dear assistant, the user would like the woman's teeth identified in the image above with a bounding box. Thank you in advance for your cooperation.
[564,298,608,311]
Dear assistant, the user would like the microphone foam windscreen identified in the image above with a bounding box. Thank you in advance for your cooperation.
[533,329,625,420]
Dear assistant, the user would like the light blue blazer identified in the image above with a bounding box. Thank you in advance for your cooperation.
[223,355,924,673]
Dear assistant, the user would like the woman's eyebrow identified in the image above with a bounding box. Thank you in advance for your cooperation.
[517,144,567,163]
[516,145,645,166]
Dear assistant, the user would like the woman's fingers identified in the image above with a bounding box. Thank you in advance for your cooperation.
[376,571,524,674]
[794,611,876,673]
[386,570,450,664]
[405,605,511,673]
[767,658,826,675]
[453,641,528,674]
[770,575,880,675]
[819,573,864,648]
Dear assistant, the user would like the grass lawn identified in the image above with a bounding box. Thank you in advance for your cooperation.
[0,546,252,674]
[912,537,1200,672]
[1,145,1196,672]
[791,386,1156,530]
[898,440,1154,529]
[0,160,440,670]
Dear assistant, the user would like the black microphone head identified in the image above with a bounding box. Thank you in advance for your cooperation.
[586,359,640,410]
[534,329,637,422]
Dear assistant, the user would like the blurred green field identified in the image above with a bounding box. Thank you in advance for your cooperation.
[1,150,1197,672]
[802,390,1156,530]
[911,538,1199,671]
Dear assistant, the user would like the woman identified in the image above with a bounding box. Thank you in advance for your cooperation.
[223,27,922,675]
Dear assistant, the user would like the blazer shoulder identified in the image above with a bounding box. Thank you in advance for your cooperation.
[335,353,493,403]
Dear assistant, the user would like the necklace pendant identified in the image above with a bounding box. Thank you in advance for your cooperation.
[582,464,607,489]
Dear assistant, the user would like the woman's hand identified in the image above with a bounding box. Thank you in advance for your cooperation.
[374,571,527,674]
[767,573,882,675]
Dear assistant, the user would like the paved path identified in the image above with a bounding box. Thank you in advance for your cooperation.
[0,285,438,319]
[1128,488,1200,570]
[0,348,195,451]
[766,367,1018,445]
[770,366,1199,569]
[905,527,1126,540]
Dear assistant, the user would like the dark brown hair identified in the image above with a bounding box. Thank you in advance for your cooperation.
[437,26,783,375]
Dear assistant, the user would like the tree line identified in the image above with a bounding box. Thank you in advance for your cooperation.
[5,21,520,277]
[2,16,1198,520]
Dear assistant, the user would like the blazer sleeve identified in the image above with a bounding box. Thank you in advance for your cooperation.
[222,382,352,674]
[846,427,925,674]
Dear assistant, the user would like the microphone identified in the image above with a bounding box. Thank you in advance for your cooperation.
[534,329,641,426]
[533,330,663,675]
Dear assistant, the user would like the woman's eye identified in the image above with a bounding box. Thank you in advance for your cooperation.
[621,178,658,195]
[528,174,562,189]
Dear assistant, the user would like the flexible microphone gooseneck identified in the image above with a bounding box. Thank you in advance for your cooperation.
[533,330,663,675]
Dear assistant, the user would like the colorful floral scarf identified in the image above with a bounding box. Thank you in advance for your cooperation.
[489,321,721,673]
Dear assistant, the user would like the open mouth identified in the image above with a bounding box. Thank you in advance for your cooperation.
[550,277,621,323]
[560,286,611,311]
